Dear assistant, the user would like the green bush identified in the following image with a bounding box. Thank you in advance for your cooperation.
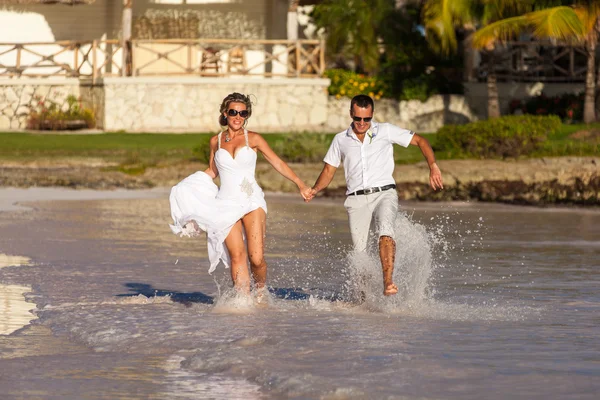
[399,75,433,102]
[435,115,562,159]
[324,69,388,100]
[28,94,95,130]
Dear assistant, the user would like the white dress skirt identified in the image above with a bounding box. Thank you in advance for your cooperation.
[169,130,267,273]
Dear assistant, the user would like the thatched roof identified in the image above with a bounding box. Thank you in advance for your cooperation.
[0,0,96,4]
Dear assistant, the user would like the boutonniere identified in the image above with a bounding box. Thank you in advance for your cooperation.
[367,129,374,144]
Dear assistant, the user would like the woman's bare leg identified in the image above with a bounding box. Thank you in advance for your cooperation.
[242,208,267,290]
[224,219,251,294]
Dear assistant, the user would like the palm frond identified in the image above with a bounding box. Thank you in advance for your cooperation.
[573,4,600,35]
[527,6,585,41]
[481,0,533,24]
[422,0,475,55]
[472,15,529,49]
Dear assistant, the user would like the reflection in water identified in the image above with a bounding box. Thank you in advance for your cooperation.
[0,284,35,335]
[0,254,34,335]
[0,254,30,269]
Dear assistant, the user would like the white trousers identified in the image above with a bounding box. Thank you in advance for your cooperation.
[343,189,398,252]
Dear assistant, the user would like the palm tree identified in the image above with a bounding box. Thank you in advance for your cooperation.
[310,0,395,74]
[473,3,599,122]
[422,0,531,118]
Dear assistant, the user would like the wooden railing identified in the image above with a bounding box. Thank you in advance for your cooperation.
[0,39,325,82]
[475,41,589,82]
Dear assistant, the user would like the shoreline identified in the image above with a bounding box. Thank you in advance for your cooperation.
[0,156,598,207]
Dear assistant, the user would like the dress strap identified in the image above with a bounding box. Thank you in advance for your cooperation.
[217,131,222,149]
[244,129,249,147]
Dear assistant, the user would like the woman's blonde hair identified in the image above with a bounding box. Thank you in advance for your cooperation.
[218,92,253,126]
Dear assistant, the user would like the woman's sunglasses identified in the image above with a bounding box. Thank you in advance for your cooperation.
[352,116,372,122]
[227,109,249,118]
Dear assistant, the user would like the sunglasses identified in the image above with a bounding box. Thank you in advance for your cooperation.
[227,109,249,118]
[352,116,372,122]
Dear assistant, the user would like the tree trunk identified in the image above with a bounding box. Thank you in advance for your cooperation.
[122,0,132,77]
[463,28,476,82]
[487,53,500,118]
[584,38,596,124]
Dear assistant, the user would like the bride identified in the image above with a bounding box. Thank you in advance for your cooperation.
[170,92,311,297]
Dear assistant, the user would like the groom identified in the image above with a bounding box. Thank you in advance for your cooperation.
[305,95,443,296]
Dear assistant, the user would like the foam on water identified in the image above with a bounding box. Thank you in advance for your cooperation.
[339,211,531,321]
[5,195,583,398]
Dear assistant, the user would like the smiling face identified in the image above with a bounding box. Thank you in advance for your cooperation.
[224,102,248,130]
[350,104,373,135]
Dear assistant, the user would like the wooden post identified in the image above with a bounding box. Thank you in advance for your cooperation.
[122,0,132,77]
[319,39,325,75]
[570,46,575,78]
[92,40,97,84]
[73,43,79,77]
[295,41,300,77]
[15,45,21,76]
[187,42,192,73]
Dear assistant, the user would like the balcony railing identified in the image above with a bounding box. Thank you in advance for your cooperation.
[475,41,589,82]
[0,39,325,82]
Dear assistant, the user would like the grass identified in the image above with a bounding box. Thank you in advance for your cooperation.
[532,122,600,157]
[0,121,597,170]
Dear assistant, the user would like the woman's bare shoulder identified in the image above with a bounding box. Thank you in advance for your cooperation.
[247,130,265,143]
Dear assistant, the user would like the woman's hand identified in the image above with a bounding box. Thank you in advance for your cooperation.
[299,183,314,202]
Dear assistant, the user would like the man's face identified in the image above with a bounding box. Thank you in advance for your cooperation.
[350,104,373,135]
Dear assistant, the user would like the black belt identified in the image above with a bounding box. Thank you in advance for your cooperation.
[349,184,396,196]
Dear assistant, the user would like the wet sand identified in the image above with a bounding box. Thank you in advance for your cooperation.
[0,188,599,399]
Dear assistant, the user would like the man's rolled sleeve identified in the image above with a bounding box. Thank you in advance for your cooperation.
[323,135,342,167]
[388,124,414,148]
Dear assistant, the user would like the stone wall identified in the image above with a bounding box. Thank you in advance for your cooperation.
[0,79,81,130]
[102,77,330,132]
[2,78,589,133]
[327,95,476,133]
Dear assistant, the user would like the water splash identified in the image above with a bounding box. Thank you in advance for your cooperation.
[344,212,434,310]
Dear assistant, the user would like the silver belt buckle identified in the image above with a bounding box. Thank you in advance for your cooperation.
[364,187,374,194]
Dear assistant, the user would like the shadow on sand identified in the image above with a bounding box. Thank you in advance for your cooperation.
[117,283,214,306]
[117,283,345,306]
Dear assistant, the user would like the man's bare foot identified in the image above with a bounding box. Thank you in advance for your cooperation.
[383,283,398,296]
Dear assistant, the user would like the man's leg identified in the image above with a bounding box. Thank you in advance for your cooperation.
[379,236,398,296]
[344,195,372,252]
[373,191,399,296]
[344,195,372,302]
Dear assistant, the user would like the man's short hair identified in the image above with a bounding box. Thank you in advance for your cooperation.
[350,94,374,112]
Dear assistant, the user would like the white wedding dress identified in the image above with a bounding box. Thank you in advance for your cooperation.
[169,129,267,273]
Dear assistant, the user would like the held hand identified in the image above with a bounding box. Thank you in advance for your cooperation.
[300,185,313,202]
[301,187,317,203]
[429,163,443,191]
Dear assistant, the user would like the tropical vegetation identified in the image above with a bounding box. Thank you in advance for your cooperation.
[27,94,96,130]
[435,114,562,158]
[312,0,600,122]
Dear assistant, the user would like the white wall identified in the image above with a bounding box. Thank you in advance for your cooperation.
[0,1,114,41]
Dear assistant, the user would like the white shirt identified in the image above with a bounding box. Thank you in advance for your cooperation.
[323,120,414,195]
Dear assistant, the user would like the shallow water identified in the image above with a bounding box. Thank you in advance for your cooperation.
[0,191,599,399]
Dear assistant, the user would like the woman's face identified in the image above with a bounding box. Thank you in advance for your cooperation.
[224,102,248,130]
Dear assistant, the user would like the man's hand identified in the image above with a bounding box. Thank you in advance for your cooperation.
[302,187,318,203]
[429,163,443,191]
[301,186,316,202]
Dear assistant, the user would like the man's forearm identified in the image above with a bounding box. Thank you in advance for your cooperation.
[313,163,337,193]
[418,138,437,168]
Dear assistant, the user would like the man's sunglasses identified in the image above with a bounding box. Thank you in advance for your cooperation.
[352,116,372,122]
[227,109,249,118]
